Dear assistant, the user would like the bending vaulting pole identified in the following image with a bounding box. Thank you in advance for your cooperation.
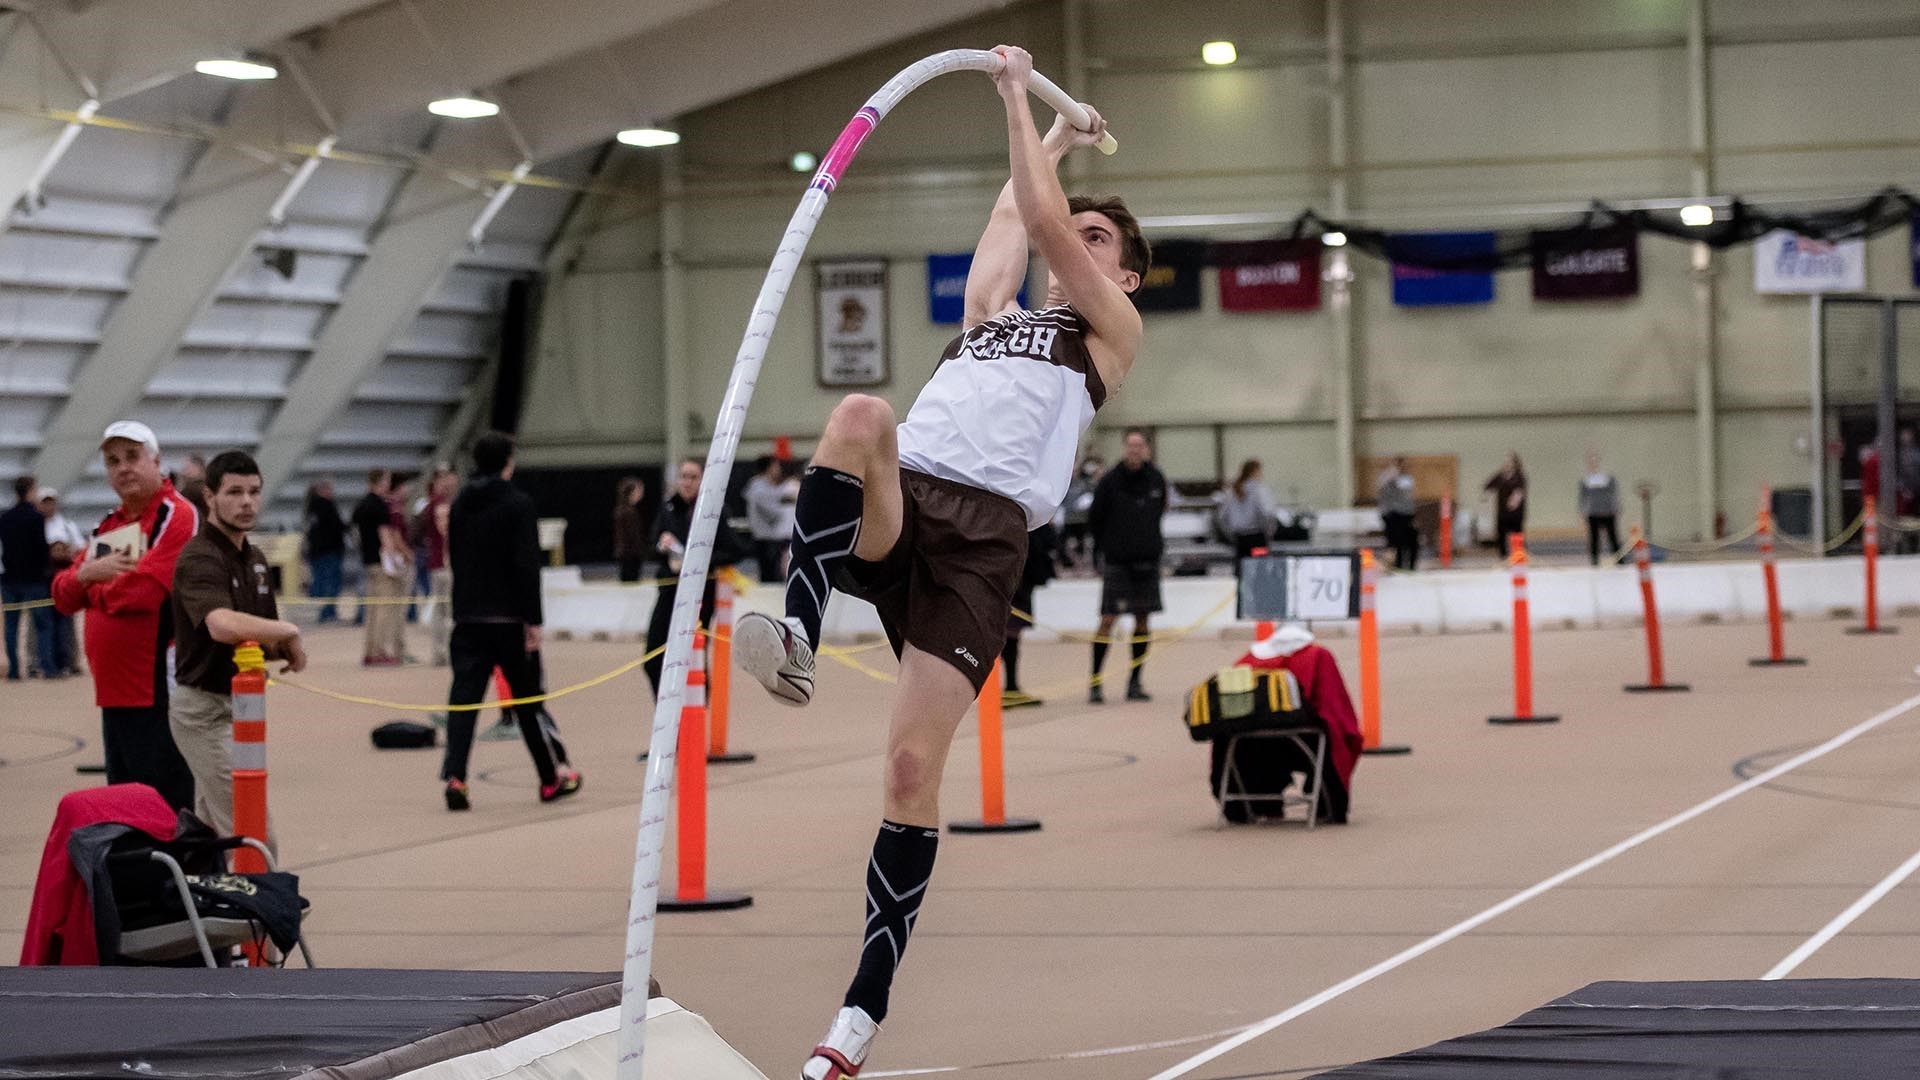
[615,48,1114,1078]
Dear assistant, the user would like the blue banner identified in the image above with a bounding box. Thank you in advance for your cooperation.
[928,253,1025,323]
[1390,231,1497,307]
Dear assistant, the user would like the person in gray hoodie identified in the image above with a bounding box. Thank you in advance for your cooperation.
[1578,450,1621,565]
[1376,457,1418,570]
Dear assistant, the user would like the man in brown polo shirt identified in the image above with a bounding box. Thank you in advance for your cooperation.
[170,450,306,840]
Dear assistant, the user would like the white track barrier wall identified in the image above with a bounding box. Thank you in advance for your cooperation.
[547,555,1920,643]
[613,49,1113,1079]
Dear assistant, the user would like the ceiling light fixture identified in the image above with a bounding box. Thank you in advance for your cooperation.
[195,57,278,81]
[1321,231,1348,247]
[1679,203,1715,226]
[428,96,500,119]
[1202,41,1238,66]
[790,151,818,172]
[617,127,681,148]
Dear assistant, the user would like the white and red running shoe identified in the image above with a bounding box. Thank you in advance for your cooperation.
[735,611,815,707]
[800,1006,878,1080]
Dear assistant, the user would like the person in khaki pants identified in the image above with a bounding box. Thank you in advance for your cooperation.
[169,451,306,843]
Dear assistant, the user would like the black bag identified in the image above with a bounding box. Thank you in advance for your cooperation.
[1183,666,1309,742]
[371,721,437,749]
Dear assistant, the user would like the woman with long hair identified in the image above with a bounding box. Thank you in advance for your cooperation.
[1216,458,1277,559]
[612,476,646,583]
[1484,452,1528,558]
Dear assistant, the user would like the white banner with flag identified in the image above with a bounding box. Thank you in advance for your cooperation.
[1754,230,1866,294]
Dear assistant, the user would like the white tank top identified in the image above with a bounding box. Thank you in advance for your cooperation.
[897,305,1107,529]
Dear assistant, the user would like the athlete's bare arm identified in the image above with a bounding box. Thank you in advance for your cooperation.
[992,45,1143,385]
[964,116,1083,330]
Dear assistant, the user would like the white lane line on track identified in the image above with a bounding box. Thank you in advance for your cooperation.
[1145,691,1920,1080]
[1762,844,1920,980]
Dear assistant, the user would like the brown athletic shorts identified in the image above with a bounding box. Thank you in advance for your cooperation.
[838,469,1028,692]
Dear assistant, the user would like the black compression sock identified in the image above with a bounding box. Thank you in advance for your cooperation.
[1091,640,1109,679]
[786,466,864,648]
[1002,636,1021,692]
[1129,635,1149,688]
[843,820,938,1023]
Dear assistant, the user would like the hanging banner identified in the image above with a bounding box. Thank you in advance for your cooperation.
[927,253,1025,324]
[1389,232,1496,307]
[1754,229,1866,294]
[1216,240,1322,312]
[816,258,889,388]
[1132,239,1204,313]
[1530,225,1639,300]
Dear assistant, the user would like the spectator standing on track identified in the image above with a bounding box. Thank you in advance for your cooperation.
[1376,457,1418,571]
[418,466,457,666]
[50,421,197,810]
[439,431,579,811]
[1484,452,1528,558]
[169,450,306,842]
[1217,458,1277,559]
[351,470,389,634]
[1059,452,1103,569]
[1578,450,1622,566]
[744,456,799,583]
[612,476,648,583]
[353,469,410,665]
[643,458,746,696]
[40,487,85,676]
[2,476,54,680]
[303,479,346,623]
[1088,428,1166,704]
[1001,521,1058,709]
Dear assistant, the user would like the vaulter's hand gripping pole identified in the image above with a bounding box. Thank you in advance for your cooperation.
[617,49,1115,1078]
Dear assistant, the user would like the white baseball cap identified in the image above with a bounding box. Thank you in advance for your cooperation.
[100,420,160,457]
[36,486,58,501]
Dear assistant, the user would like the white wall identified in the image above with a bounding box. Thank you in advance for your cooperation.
[519,0,1920,535]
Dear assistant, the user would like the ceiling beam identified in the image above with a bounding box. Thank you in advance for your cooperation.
[251,126,511,499]
[31,86,318,492]
[504,0,1017,162]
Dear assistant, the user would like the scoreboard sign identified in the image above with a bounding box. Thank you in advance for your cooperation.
[1236,549,1361,622]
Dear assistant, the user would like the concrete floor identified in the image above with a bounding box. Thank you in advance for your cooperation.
[5,611,1920,1079]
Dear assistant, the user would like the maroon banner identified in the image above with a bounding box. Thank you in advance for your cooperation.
[1531,225,1639,301]
[1216,240,1322,312]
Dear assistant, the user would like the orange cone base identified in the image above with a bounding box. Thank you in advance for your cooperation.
[1844,626,1898,636]
[947,818,1042,834]
[1488,714,1561,725]
[1624,683,1691,693]
[1747,657,1808,667]
[1363,744,1413,755]
[658,890,753,912]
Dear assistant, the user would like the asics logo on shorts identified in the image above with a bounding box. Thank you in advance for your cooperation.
[953,646,979,668]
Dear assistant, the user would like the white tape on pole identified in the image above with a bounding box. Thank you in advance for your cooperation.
[615,48,1115,1078]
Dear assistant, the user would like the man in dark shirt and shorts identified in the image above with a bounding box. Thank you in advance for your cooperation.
[170,451,306,841]
[1088,427,1167,703]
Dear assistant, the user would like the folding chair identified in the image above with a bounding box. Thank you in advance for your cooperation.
[106,829,313,968]
[1214,726,1328,829]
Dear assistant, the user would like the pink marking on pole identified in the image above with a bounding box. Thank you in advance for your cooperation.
[811,107,880,191]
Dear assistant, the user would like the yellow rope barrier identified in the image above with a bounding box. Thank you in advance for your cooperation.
[269,642,669,712]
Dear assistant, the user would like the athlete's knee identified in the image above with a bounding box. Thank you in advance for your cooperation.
[824,394,895,451]
[885,745,936,807]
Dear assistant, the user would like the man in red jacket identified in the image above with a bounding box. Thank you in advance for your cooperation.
[51,421,197,811]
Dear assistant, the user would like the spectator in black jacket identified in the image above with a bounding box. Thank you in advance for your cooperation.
[439,431,579,811]
[1,475,55,680]
[643,458,746,696]
[303,480,346,623]
[1088,429,1167,704]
